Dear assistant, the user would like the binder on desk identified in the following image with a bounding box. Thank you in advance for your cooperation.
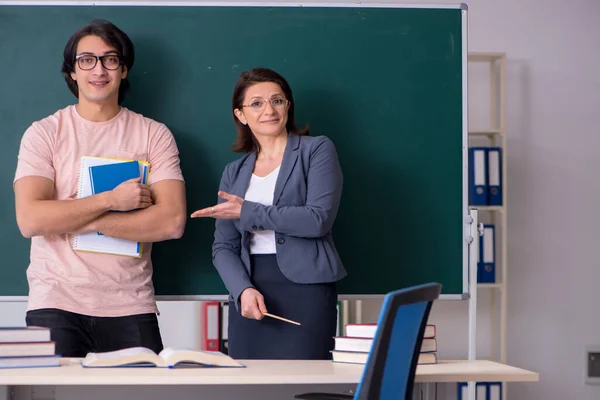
[72,156,150,257]
[487,147,503,206]
[469,147,488,206]
[478,224,496,283]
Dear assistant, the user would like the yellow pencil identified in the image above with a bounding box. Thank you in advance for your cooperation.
[262,312,301,326]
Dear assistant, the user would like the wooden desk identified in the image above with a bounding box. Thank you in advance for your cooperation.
[0,359,538,384]
[0,359,538,400]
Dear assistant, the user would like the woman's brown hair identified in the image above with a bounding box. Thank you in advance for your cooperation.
[231,68,308,153]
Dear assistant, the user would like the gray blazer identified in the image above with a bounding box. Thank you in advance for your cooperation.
[212,133,347,306]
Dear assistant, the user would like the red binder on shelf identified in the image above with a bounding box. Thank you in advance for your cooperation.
[201,301,221,351]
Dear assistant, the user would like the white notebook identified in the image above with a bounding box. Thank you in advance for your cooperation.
[71,156,150,257]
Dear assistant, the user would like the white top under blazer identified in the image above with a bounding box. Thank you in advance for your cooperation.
[244,165,281,254]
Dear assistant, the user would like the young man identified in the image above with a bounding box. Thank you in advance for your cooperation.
[13,20,186,357]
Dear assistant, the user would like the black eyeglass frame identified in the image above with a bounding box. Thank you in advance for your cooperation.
[74,54,123,71]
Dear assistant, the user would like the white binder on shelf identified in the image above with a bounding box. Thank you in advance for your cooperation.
[469,147,488,205]
[487,147,502,205]
[478,225,496,283]
[458,382,500,399]
[489,382,501,400]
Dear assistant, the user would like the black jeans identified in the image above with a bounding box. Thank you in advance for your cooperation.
[26,308,163,357]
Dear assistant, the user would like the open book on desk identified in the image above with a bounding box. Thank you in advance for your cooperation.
[81,347,244,368]
[72,156,150,257]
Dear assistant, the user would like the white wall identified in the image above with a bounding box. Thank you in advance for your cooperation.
[2,0,600,399]
[0,301,203,349]
[469,1,600,399]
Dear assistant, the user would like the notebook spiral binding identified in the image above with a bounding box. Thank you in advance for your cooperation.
[76,157,88,199]
[71,159,88,250]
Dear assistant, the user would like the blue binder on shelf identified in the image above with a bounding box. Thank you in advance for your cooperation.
[458,382,502,400]
[478,224,496,283]
[469,147,488,206]
[487,147,502,206]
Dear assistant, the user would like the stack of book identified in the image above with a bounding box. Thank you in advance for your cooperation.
[0,326,59,368]
[331,323,437,365]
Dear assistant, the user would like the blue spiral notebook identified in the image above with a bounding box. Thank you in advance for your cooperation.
[72,156,150,257]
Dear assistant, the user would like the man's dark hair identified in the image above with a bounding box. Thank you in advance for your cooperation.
[61,20,135,104]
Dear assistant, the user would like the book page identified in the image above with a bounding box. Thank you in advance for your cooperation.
[92,347,156,360]
[158,347,243,368]
[82,347,164,367]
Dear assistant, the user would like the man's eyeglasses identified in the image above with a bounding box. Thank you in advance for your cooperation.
[75,54,122,71]
[242,97,289,112]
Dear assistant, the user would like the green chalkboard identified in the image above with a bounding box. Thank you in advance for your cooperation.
[0,4,467,297]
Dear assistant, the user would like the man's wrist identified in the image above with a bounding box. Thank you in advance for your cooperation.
[87,218,100,233]
[98,191,115,211]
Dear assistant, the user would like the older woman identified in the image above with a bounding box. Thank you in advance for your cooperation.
[192,68,346,359]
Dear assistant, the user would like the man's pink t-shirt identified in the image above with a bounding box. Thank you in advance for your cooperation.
[14,105,184,317]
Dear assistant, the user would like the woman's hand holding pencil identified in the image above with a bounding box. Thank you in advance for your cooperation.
[240,288,267,320]
[239,288,301,325]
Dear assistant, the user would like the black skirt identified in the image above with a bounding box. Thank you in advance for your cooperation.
[228,254,337,360]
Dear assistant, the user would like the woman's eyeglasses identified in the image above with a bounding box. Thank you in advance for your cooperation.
[242,97,289,112]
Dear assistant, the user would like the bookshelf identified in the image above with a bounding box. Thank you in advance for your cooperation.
[468,52,507,399]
